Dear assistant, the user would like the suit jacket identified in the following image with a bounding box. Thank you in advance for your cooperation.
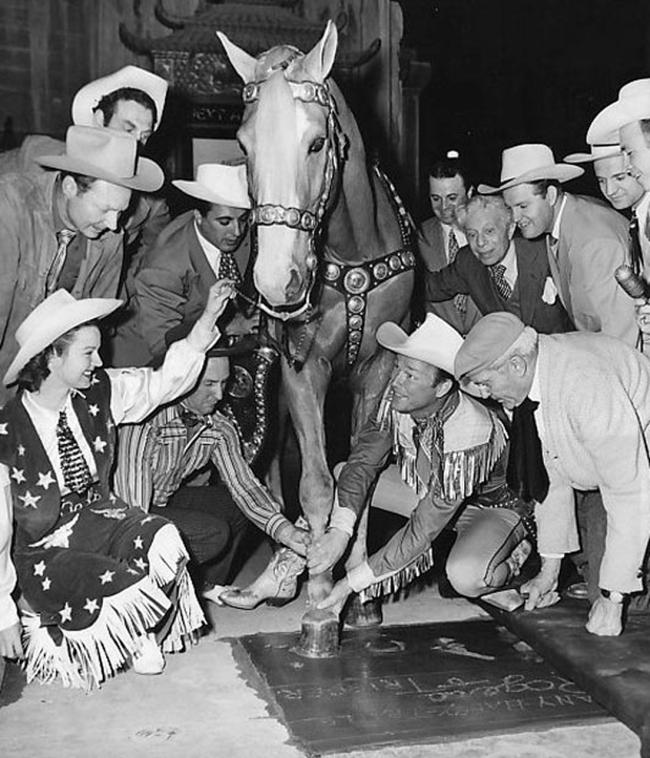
[534,332,650,593]
[549,193,636,344]
[110,211,252,367]
[415,216,481,334]
[424,235,573,334]
[0,170,124,404]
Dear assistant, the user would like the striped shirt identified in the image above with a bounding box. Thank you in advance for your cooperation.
[114,405,290,541]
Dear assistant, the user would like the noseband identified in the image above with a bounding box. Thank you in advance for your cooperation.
[242,77,346,320]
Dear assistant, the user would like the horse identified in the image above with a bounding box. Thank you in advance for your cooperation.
[217,21,415,611]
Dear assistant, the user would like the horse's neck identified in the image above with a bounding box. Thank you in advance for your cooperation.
[324,84,397,263]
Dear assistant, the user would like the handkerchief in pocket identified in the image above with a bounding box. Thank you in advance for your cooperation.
[542,276,558,305]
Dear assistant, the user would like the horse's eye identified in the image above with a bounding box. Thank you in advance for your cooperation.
[309,137,326,154]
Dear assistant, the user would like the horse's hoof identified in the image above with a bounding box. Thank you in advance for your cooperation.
[293,609,340,658]
[343,595,383,628]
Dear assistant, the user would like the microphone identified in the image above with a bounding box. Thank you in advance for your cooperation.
[615,264,648,300]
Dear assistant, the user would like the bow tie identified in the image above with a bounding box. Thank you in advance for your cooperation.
[178,408,210,429]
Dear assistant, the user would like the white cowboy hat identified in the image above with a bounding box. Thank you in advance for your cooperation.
[72,65,168,129]
[478,144,584,194]
[4,290,122,386]
[586,79,650,145]
[172,163,251,209]
[376,313,463,376]
[36,125,164,193]
[564,143,622,164]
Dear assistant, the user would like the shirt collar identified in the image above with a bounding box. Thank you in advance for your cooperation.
[550,194,568,242]
[194,219,223,260]
[635,190,650,222]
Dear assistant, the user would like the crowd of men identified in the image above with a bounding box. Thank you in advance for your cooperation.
[1,63,650,687]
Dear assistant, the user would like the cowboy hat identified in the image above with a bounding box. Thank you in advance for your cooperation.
[172,163,251,209]
[587,79,650,145]
[564,143,622,164]
[4,290,122,386]
[36,125,164,192]
[72,65,168,129]
[376,313,463,376]
[478,144,584,194]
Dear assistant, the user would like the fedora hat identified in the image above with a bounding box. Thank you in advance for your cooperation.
[4,290,122,386]
[36,125,164,192]
[478,144,584,194]
[564,143,622,164]
[376,313,463,376]
[72,65,168,130]
[587,79,650,145]
[173,163,251,209]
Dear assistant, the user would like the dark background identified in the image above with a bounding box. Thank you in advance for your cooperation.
[399,0,650,217]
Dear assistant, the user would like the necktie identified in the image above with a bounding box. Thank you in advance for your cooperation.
[489,263,513,301]
[629,214,644,276]
[218,250,243,287]
[507,398,549,503]
[447,228,467,314]
[56,409,93,494]
[46,229,76,296]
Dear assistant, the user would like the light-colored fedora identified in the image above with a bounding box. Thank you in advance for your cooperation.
[36,125,164,192]
[478,144,584,194]
[376,313,463,376]
[4,290,122,386]
[173,163,251,209]
[564,143,622,164]
[587,79,650,145]
[72,65,168,130]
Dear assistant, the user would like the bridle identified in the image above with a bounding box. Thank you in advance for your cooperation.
[241,73,347,321]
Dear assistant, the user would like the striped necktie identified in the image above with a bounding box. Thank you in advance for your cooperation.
[447,228,467,313]
[56,409,93,494]
[46,229,76,296]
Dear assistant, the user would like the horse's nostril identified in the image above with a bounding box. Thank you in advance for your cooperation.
[285,269,303,300]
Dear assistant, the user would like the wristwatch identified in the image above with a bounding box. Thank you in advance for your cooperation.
[600,589,627,603]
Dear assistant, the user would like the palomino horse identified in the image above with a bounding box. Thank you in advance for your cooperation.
[218,22,415,607]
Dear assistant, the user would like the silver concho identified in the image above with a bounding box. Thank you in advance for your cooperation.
[343,267,371,295]
[373,262,389,281]
[388,254,402,271]
[324,263,341,282]
[349,314,363,330]
[348,295,365,314]
[228,366,254,400]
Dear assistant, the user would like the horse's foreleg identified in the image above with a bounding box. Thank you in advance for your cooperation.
[264,383,289,508]
[282,357,334,606]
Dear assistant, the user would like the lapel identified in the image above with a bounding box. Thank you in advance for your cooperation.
[187,222,217,294]
[515,237,545,324]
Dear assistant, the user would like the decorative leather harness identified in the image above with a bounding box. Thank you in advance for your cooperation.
[242,66,415,368]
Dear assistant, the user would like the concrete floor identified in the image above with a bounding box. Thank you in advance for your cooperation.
[0,542,642,758]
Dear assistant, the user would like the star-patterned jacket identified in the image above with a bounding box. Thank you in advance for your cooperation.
[0,371,114,544]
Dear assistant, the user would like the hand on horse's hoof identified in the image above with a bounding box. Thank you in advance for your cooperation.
[277,522,311,557]
[316,577,352,612]
[307,527,349,574]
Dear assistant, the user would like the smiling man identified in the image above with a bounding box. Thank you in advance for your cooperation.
[0,125,163,404]
[455,311,650,637]
[424,194,572,334]
[479,144,636,345]
[310,314,535,614]
[111,163,256,367]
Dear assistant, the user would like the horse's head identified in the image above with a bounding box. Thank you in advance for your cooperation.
[218,22,343,317]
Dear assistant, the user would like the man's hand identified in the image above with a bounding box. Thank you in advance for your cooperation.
[224,310,260,338]
[276,522,311,557]
[307,528,350,575]
[199,279,237,331]
[520,556,562,610]
[316,577,352,612]
[586,595,623,636]
[0,622,23,659]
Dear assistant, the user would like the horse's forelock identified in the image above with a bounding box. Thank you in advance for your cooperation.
[252,71,299,203]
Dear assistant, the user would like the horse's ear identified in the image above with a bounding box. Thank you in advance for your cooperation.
[303,20,338,82]
[216,31,258,83]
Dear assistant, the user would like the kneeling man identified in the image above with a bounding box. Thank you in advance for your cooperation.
[454,312,650,636]
[313,314,534,611]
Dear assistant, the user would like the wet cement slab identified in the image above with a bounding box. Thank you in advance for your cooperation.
[233,618,608,755]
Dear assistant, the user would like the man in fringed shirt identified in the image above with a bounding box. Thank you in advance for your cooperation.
[312,314,535,611]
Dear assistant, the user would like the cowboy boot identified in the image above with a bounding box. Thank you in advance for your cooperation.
[219,546,306,610]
